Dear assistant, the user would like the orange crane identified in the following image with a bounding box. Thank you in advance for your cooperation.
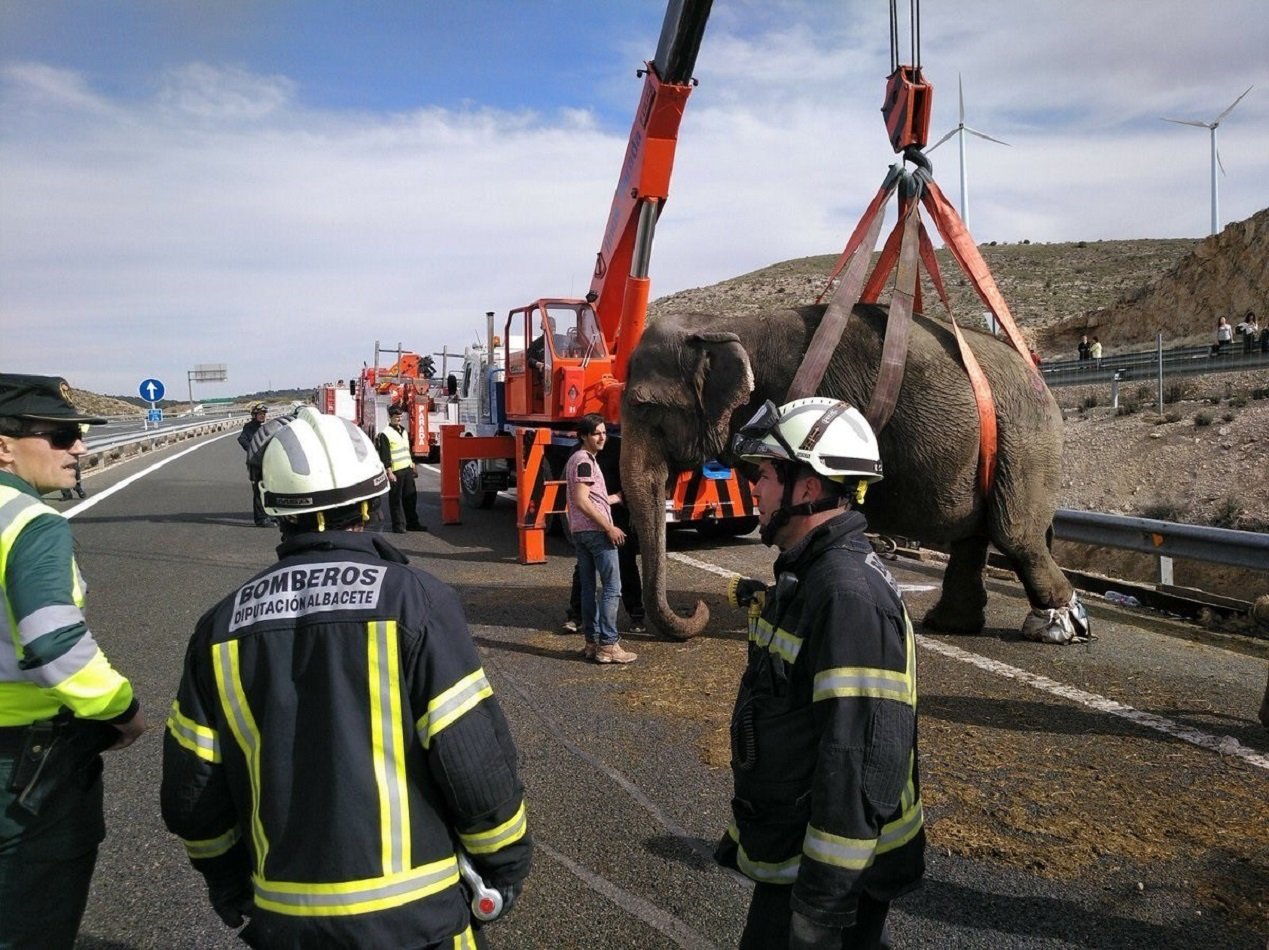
[440,0,755,562]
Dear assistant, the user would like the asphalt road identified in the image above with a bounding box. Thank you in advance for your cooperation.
[51,432,1268,949]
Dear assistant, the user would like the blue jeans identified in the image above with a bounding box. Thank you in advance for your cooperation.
[574,531,621,646]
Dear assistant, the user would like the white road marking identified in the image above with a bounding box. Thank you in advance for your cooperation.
[917,636,1269,772]
[63,432,239,520]
[671,554,1269,773]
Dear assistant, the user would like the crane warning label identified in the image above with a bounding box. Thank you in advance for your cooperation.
[228,561,386,631]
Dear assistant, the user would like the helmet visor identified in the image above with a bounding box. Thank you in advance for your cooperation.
[731,399,797,463]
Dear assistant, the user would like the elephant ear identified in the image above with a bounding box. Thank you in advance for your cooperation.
[686,332,755,430]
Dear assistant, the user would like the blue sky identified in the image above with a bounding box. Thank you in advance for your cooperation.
[2,1,1267,397]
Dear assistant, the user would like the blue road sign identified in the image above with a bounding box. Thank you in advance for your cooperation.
[139,378,166,402]
[147,408,163,423]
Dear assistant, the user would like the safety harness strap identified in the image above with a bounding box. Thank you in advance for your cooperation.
[863,193,922,433]
[787,173,897,402]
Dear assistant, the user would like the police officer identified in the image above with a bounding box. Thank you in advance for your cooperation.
[0,373,148,949]
[161,408,530,947]
[718,397,925,950]
[376,404,425,533]
[238,403,270,526]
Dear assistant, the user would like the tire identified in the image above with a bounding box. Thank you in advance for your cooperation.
[460,460,497,509]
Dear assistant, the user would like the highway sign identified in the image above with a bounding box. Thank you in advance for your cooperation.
[147,408,163,423]
[139,378,166,402]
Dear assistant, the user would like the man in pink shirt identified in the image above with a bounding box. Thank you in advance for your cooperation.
[566,414,637,664]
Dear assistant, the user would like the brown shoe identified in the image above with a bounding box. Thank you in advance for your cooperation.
[580,642,596,660]
[593,642,637,664]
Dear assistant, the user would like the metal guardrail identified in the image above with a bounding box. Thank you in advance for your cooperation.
[1052,508,1269,573]
[79,417,242,473]
[1042,344,1269,387]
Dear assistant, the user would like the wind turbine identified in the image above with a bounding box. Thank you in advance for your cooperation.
[927,75,1011,230]
[1162,85,1253,235]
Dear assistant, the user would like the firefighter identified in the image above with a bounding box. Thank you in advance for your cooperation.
[237,403,270,526]
[0,373,149,949]
[377,404,425,532]
[161,408,531,947]
[718,397,925,950]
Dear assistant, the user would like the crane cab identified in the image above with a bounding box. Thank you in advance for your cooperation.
[504,298,621,424]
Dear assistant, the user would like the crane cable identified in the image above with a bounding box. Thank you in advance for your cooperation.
[889,0,921,75]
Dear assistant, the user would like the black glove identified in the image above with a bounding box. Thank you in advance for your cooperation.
[207,874,254,928]
[789,911,843,950]
[728,576,767,610]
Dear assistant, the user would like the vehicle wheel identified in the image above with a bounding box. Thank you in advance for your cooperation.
[460,460,497,509]
[695,515,759,539]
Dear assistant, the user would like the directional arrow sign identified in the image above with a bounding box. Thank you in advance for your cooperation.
[138,378,166,402]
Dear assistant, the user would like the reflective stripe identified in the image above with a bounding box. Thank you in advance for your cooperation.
[812,609,918,707]
[452,925,477,950]
[182,826,241,860]
[23,633,98,687]
[802,796,924,872]
[415,669,492,749]
[728,822,800,883]
[367,620,410,874]
[459,800,527,855]
[383,426,412,472]
[750,617,802,665]
[166,699,222,763]
[17,603,82,644]
[253,855,459,917]
[213,640,269,871]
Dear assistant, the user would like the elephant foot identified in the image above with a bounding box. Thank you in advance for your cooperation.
[921,603,985,635]
[1020,592,1092,644]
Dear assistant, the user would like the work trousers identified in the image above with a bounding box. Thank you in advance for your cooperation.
[249,473,268,526]
[739,883,892,950]
[387,466,421,531]
[0,751,105,949]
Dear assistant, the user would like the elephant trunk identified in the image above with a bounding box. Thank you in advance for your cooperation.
[620,432,710,640]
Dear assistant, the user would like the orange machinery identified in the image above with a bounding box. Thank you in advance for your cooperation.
[439,0,755,563]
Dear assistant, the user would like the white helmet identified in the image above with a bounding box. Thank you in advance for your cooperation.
[732,397,883,484]
[260,407,389,517]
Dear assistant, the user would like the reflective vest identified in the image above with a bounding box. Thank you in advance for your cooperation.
[0,483,134,726]
[383,424,412,472]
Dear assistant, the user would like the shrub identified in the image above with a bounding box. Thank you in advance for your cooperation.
[1164,381,1194,404]
[1194,410,1214,426]
[1222,411,1235,423]
[1139,498,1186,522]
[1251,387,1269,400]
[1081,393,1100,410]
[1164,411,1181,423]
[1116,399,1139,416]
[1210,496,1242,529]
[1229,396,1248,408]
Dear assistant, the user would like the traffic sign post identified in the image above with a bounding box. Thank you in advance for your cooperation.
[139,378,166,430]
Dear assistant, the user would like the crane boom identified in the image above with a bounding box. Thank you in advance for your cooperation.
[588,0,712,382]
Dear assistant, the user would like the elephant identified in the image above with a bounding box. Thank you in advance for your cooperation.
[619,302,1085,642]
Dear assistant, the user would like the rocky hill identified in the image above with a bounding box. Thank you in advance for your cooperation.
[70,388,144,418]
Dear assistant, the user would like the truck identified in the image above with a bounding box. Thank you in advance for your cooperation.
[439,0,757,562]
[320,342,452,463]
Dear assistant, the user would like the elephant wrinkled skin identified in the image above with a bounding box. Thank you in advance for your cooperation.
[620,302,1072,640]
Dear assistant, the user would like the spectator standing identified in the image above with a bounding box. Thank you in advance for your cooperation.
[1215,316,1233,353]
[566,414,636,664]
[0,373,148,949]
[1237,311,1259,354]
[1077,335,1091,361]
[237,403,270,526]
[161,408,530,946]
[376,404,425,533]
[564,437,644,635]
[1090,337,1103,364]
[719,397,924,949]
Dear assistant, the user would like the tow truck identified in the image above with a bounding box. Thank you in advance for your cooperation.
[439,0,756,562]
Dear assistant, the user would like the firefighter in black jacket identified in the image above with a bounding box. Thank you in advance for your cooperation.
[718,398,925,950]
[161,408,531,948]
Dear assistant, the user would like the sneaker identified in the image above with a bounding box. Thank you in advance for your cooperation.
[580,642,596,660]
[562,619,579,634]
[629,616,646,634]
[593,642,638,664]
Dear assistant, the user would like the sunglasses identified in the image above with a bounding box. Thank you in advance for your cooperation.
[24,424,84,450]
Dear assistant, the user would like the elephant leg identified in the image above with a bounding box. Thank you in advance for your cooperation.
[995,522,1089,644]
[1259,667,1269,729]
[923,535,989,634]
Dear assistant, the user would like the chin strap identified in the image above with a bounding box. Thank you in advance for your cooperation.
[759,492,846,546]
